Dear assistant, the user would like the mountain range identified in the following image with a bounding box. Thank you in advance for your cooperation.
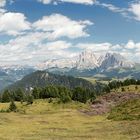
[36,50,135,71]
[35,50,139,79]
[0,50,140,90]
[0,65,35,90]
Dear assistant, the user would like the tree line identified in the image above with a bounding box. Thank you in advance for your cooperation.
[1,78,138,106]
[106,78,140,92]
[0,85,99,104]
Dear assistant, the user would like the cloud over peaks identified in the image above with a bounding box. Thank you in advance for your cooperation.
[33,13,93,39]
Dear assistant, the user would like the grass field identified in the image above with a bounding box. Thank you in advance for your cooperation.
[80,77,110,84]
[0,99,140,140]
[112,85,140,93]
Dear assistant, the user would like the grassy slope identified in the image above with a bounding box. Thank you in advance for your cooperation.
[114,85,140,93]
[80,77,97,84]
[0,100,140,140]
[80,77,110,84]
[108,99,140,121]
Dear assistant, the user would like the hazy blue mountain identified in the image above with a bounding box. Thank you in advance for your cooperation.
[0,66,35,90]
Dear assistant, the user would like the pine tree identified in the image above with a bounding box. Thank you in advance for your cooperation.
[32,87,39,99]
[2,90,11,103]
[72,87,87,103]
[14,88,24,101]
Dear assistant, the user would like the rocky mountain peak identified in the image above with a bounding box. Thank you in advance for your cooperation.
[99,52,135,70]
[76,50,98,70]
[36,50,135,71]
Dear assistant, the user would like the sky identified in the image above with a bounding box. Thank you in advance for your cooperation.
[0,0,140,65]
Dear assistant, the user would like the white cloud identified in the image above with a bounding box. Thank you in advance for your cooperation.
[95,1,140,21]
[112,41,140,62]
[97,1,140,22]
[0,12,31,36]
[0,8,6,15]
[0,12,92,38]
[0,0,6,7]
[44,40,71,51]
[38,0,52,4]
[37,0,95,5]
[125,40,136,49]
[37,0,140,22]
[57,0,95,5]
[33,13,93,39]
[0,0,139,65]
[96,2,124,13]
[76,42,111,52]
[0,0,7,15]
[124,40,140,51]
[0,37,140,65]
[0,31,73,65]
[129,2,140,21]
[95,1,129,18]
[0,12,95,64]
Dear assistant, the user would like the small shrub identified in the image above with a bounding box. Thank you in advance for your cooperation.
[9,100,17,112]
[59,92,71,103]
[1,90,11,103]
[90,96,96,103]
[26,95,34,105]
[135,86,138,90]
[48,98,53,103]
[121,87,125,92]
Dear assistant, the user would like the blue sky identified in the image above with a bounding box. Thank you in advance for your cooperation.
[0,0,140,65]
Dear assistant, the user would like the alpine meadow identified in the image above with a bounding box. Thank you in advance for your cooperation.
[0,0,140,140]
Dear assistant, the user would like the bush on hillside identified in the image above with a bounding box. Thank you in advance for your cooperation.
[26,95,34,105]
[9,100,17,112]
[59,92,71,103]
[121,87,125,92]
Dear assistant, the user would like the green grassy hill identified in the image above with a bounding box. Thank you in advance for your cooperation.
[8,71,99,91]
[0,98,140,140]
